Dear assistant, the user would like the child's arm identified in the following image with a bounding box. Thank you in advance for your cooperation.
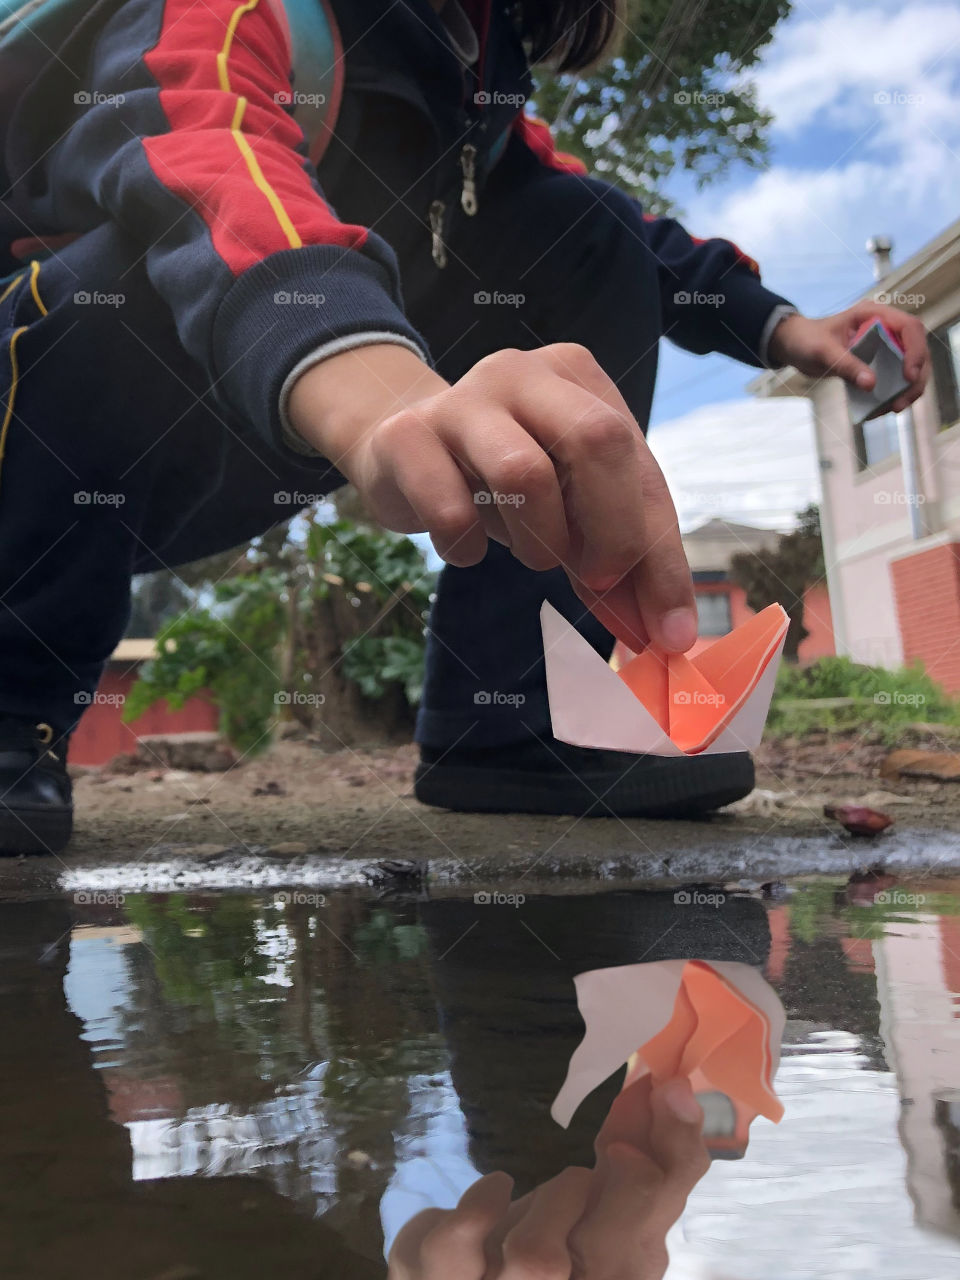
[511,115,793,368]
[289,341,699,654]
[47,0,427,453]
[510,116,929,405]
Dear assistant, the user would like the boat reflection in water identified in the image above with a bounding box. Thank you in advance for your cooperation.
[5,880,960,1276]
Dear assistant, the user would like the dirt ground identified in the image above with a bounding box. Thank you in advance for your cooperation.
[0,727,941,896]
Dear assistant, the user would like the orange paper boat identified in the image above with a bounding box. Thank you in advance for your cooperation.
[551,959,785,1143]
[541,600,789,756]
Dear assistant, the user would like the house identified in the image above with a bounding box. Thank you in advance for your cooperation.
[68,639,217,767]
[751,218,960,691]
[682,517,834,662]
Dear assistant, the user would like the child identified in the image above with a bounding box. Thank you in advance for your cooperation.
[0,0,929,852]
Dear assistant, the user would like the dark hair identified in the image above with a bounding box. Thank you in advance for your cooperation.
[517,0,625,71]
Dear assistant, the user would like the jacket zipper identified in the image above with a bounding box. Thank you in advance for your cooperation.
[429,199,448,267]
[460,141,478,215]
[428,1,491,264]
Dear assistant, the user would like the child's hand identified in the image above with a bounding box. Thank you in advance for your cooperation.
[386,1078,710,1279]
[289,342,696,652]
[767,302,929,415]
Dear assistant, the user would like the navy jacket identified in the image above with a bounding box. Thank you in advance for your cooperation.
[0,0,794,450]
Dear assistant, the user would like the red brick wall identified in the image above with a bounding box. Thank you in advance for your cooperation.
[799,582,835,662]
[890,542,960,693]
[68,664,218,766]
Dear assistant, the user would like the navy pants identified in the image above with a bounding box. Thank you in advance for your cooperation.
[0,148,662,742]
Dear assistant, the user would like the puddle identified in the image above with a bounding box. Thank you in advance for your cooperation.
[4,878,960,1277]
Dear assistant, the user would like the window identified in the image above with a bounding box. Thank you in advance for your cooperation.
[854,412,900,471]
[695,591,732,636]
[931,317,960,429]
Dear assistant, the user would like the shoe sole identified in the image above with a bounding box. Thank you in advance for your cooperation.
[0,805,73,854]
[414,752,754,819]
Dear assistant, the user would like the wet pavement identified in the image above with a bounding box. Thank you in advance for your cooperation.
[4,876,960,1277]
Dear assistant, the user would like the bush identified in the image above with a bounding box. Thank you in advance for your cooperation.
[767,654,960,739]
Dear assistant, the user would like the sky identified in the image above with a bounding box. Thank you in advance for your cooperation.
[648,0,960,530]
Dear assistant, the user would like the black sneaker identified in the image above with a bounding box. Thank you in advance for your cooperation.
[414,737,754,818]
[0,718,73,854]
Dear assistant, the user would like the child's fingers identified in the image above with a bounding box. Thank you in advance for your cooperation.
[648,1079,711,1192]
[390,1172,514,1280]
[497,1166,593,1279]
[623,451,698,653]
[821,338,875,389]
[435,408,570,572]
[368,411,488,567]
[508,374,696,651]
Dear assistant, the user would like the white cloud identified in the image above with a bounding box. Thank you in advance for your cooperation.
[677,1,960,301]
[751,3,960,137]
[648,396,820,532]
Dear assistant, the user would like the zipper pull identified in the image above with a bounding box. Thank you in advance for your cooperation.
[460,143,478,215]
[429,199,448,267]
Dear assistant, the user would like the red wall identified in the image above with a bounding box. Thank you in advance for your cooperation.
[891,541,960,694]
[68,664,218,766]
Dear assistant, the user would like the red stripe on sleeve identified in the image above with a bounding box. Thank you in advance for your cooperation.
[143,0,367,276]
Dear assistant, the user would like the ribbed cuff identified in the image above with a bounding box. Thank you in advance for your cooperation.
[212,245,430,457]
[278,331,429,454]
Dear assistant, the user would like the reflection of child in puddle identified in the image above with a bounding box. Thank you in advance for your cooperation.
[389,951,785,1278]
[389,1075,709,1278]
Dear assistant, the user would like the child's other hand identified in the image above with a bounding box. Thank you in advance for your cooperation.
[767,303,929,415]
[289,342,696,653]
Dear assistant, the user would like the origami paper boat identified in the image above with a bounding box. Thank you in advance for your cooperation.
[541,600,789,756]
[551,960,785,1152]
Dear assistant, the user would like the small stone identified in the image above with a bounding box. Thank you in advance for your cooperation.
[344,1149,372,1170]
[824,804,894,836]
[161,813,189,823]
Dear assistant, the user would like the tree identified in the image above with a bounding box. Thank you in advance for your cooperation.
[534,0,792,211]
[729,505,825,663]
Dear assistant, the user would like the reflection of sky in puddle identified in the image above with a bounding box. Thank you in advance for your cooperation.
[62,890,960,1276]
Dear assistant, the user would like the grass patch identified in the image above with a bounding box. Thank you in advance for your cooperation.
[767,656,960,742]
